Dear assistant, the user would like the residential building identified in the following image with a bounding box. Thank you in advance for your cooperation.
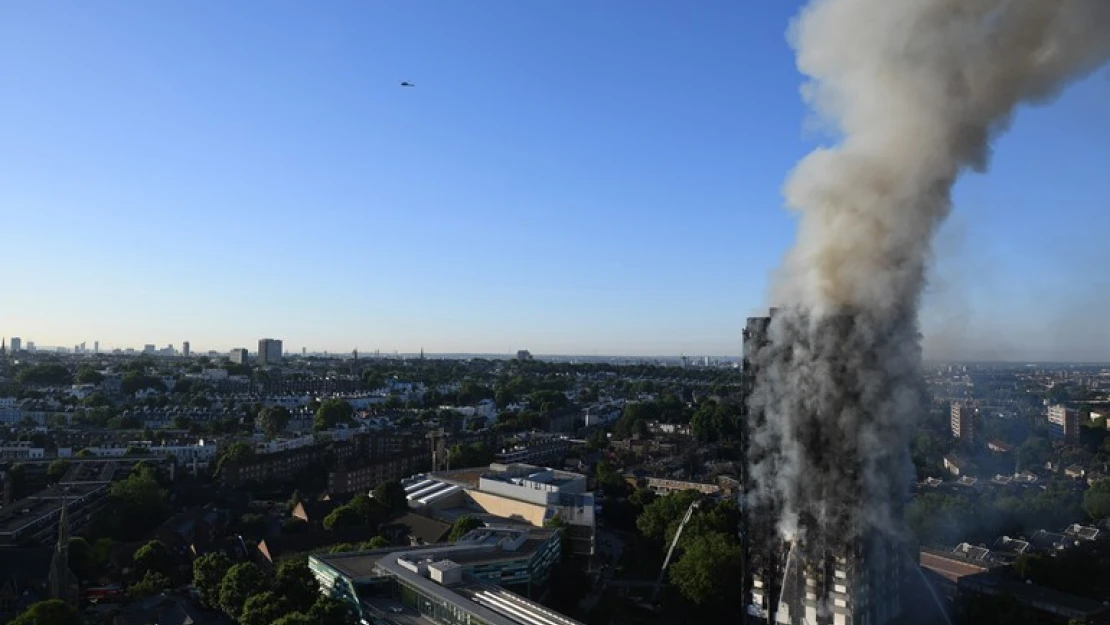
[328,448,432,495]
[230,348,249,365]
[950,402,974,443]
[741,310,905,625]
[1048,405,1079,444]
[494,437,570,467]
[258,338,283,366]
[0,483,109,546]
[643,476,720,496]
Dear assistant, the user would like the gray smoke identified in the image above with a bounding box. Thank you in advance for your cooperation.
[750,0,1110,547]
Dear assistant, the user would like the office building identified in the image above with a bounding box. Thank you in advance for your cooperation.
[143,344,156,354]
[258,338,283,366]
[229,348,249,365]
[1048,405,1079,444]
[309,525,572,625]
[182,341,190,358]
[10,338,20,353]
[403,463,595,561]
[93,341,98,355]
[950,402,974,443]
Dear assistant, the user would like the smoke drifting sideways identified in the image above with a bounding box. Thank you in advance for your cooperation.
[749,0,1110,548]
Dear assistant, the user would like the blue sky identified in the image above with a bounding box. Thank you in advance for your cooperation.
[1,2,1107,359]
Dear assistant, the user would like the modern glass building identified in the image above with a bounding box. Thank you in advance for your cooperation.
[309,526,573,625]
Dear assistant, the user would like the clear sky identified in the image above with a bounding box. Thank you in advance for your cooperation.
[2,2,1108,359]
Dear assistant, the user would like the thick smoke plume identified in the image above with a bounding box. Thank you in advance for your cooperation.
[750,0,1110,549]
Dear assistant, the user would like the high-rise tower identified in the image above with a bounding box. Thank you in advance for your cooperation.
[742,309,906,625]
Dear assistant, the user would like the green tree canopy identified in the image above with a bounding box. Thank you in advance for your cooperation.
[75,366,104,385]
[272,613,315,625]
[219,562,268,619]
[216,441,256,475]
[240,591,291,625]
[132,539,174,579]
[314,399,354,431]
[259,406,292,439]
[106,466,168,538]
[129,570,171,598]
[636,490,702,542]
[310,596,355,624]
[446,442,493,469]
[192,552,232,608]
[1084,480,1110,521]
[9,599,81,625]
[372,480,409,513]
[448,516,484,542]
[275,559,319,613]
[17,364,72,386]
[46,460,70,484]
[668,531,743,605]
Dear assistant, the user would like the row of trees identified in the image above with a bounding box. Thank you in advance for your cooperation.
[192,555,353,625]
[906,483,1084,548]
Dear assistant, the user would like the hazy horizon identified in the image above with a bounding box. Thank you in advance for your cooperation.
[3,1,1107,361]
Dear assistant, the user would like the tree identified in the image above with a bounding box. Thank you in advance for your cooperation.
[272,614,315,625]
[668,531,742,605]
[1084,480,1110,521]
[240,591,291,625]
[216,441,256,475]
[75,366,104,385]
[314,399,353,431]
[448,515,484,542]
[373,480,409,513]
[276,559,319,612]
[595,461,626,496]
[636,490,701,541]
[46,459,70,483]
[106,465,168,538]
[447,443,493,469]
[310,596,355,624]
[363,536,391,549]
[259,406,292,439]
[132,539,173,579]
[219,562,268,619]
[193,552,232,608]
[16,364,72,386]
[129,570,171,598]
[9,600,81,625]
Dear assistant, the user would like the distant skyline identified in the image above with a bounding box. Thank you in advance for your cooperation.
[2,2,1108,360]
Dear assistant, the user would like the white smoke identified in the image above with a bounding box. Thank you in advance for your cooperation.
[750,0,1110,548]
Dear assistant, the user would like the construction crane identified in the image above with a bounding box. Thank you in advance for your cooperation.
[651,500,700,603]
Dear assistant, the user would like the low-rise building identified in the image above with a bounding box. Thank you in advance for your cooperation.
[0,483,109,546]
[309,525,568,625]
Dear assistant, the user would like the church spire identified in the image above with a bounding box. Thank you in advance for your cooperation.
[48,494,77,606]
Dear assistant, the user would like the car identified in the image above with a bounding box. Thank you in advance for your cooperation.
[390,607,404,614]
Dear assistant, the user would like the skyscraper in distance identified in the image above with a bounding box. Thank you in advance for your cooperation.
[182,341,190,358]
[258,338,283,366]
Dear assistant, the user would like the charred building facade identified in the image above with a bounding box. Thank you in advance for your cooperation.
[741,309,907,625]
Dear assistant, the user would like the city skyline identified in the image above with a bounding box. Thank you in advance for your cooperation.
[2,2,1108,360]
